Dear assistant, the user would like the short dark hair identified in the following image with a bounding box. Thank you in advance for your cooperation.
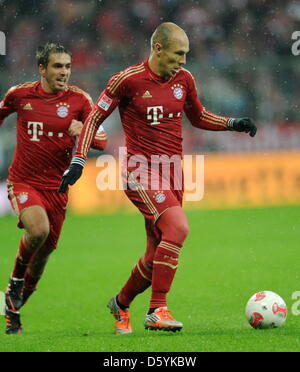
[36,42,72,67]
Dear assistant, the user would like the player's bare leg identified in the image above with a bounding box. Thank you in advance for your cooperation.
[5,206,49,334]
[144,206,188,332]
[11,206,50,277]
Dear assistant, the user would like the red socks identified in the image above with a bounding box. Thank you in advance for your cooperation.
[117,241,182,309]
[150,242,180,308]
[117,257,152,307]
[118,207,189,310]
[12,236,32,279]
[11,238,54,306]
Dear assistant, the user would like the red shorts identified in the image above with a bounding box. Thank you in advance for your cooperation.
[123,162,184,222]
[7,181,68,249]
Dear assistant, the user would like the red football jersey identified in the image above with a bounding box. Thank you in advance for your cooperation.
[0,81,107,190]
[76,59,229,160]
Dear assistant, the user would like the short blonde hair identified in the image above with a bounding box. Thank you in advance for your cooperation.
[150,22,183,50]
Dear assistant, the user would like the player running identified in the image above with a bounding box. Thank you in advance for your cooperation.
[59,23,256,334]
[0,43,107,334]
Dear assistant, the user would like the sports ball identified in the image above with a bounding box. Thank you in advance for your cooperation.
[245,291,287,329]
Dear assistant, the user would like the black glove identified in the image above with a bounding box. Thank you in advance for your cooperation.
[227,117,257,137]
[57,157,85,193]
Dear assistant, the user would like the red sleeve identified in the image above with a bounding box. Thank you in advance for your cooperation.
[76,90,108,152]
[184,71,229,131]
[91,124,108,151]
[0,87,18,126]
[75,72,124,159]
[79,92,94,123]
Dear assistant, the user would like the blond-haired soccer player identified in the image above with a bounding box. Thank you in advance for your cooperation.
[59,23,256,334]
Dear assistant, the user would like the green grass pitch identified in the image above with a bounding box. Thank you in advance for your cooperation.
[0,205,299,352]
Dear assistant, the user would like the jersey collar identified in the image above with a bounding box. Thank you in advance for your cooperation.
[144,59,176,84]
[35,81,66,99]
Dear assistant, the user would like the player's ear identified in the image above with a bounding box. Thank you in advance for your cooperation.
[153,42,163,56]
[38,63,46,77]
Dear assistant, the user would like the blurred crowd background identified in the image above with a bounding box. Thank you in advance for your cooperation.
[0,0,300,182]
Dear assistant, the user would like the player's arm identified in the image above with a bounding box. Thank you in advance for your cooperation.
[75,93,109,151]
[0,87,18,126]
[184,72,257,137]
[91,124,108,151]
[75,88,118,159]
[68,119,108,151]
[58,79,121,193]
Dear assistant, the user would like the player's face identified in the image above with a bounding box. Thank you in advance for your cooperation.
[39,53,71,93]
[158,33,189,79]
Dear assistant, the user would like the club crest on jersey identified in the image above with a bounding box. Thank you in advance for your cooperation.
[154,191,166,204]
[18,192,28,204]
[56,102,70,118]
[172,84,184,100]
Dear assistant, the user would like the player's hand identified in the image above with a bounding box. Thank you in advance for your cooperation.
[68,119,83,137]
[228,118,257,137]
[57,157,85,193]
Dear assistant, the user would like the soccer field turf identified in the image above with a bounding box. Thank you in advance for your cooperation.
[0,205,299,352]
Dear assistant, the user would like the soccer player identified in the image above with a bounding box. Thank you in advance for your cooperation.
[59,23,256,334]
[0,43,107,334]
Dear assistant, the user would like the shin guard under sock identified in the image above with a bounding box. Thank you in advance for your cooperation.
[117,257,152,307]
[12,236,33,279]
[150,242,181,308]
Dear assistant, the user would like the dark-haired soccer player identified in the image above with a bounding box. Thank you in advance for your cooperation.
[0,42,107,334]
[59,23,257,334]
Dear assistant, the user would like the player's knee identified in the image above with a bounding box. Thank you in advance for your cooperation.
[177,220,189,242]
[21,206,50,248]
[172,220,189,244]
[27,225,50,247]
[157,207,189,245]
[162,219,189,246]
